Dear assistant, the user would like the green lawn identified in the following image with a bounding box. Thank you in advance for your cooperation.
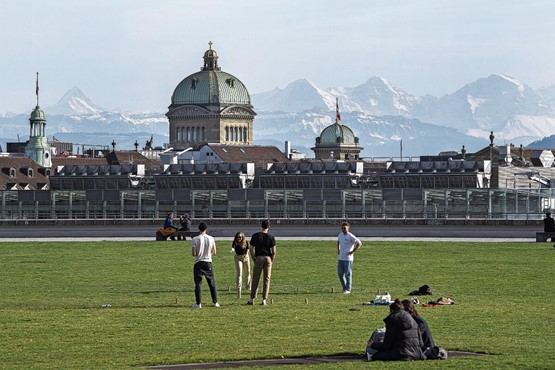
[0,240,553,369]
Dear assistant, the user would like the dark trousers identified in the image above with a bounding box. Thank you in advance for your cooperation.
[193,261,218,305]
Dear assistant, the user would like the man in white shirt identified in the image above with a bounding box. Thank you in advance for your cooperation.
[337,221,362,294]
[191,222,220,308]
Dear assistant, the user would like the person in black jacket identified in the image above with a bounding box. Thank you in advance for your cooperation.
[402,299,435,355]
[368,299,423,361]
[544,212,555,242]
[247,220,276,306]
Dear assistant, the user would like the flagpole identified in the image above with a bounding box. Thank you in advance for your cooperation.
[36,72,39,106]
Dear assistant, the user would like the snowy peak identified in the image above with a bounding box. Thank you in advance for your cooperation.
[252,79,332,112]
[459,74,529,97]
[46,87,107,116]
[345,76,419,116]
[413,73,553,132]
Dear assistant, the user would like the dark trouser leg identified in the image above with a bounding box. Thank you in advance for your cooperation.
[193,263,203,304]
[250,257,263,299]
[261,256,273,300]
[203,263,218,304]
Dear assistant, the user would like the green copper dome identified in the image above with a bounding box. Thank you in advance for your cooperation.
[29,106,46,121]
[320,123,357,144]
[170,42,251,106]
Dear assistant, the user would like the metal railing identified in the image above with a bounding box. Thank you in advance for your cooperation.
[1,188,552,222]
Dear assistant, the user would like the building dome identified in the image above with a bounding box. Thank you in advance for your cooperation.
[29,106,46,121]
[170,42,251,106]
[166,42,256,150]
[319,122,357,144]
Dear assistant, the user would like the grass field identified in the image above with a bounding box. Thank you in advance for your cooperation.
[1,239,554,369]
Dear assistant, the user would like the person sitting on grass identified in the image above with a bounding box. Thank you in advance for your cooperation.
[402,299,435,357]
[368,298,423,361]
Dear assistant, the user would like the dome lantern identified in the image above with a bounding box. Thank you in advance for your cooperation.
[202,41,220,71]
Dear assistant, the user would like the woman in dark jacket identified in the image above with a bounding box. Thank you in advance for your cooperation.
[369,299,423,361]
[402,299,435,349]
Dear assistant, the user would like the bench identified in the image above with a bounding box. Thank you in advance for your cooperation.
[155,229,199,241]
[176,230,200,240]
[535,232,555,242]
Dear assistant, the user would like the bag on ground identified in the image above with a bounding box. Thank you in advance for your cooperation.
[365,327,386,356]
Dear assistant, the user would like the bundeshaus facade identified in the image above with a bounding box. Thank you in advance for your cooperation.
[166,42,256,150]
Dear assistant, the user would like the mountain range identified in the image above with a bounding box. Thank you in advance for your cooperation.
[2,74,555,158]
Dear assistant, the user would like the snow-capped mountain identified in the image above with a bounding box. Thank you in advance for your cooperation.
[46,86,107,116]
[252,79,334,112]
[2,73,554,158]
[253,109,487,158]
[252,73,555,157]
[330,76,420,117]
[0,88,169,152]
[412,74,554,135]
[537,83,555,108]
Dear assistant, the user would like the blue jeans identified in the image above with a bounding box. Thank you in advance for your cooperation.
[337,259,353,292]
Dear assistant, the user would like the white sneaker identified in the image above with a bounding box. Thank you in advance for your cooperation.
[343,290,351,294]
[213,302,220,307]
[192,303,202,308]
[261,299,267,306]
[366,352,373,361]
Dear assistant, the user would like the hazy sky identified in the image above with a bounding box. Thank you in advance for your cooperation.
[1,0,554,114]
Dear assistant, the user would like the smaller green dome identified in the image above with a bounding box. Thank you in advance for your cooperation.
[320,123,356,144]
[29,106,46,121]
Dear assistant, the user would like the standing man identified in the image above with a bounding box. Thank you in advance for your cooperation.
[191,222,220,308]
[247,219,276,306]
[337,221,362,294]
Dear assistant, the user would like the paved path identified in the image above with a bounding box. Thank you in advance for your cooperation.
[0,223,542,242]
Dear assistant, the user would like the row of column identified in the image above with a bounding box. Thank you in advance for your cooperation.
[176,127,206,142]
[225,126,248,142]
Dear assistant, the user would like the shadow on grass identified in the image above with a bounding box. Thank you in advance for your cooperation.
[145,351,491,369]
